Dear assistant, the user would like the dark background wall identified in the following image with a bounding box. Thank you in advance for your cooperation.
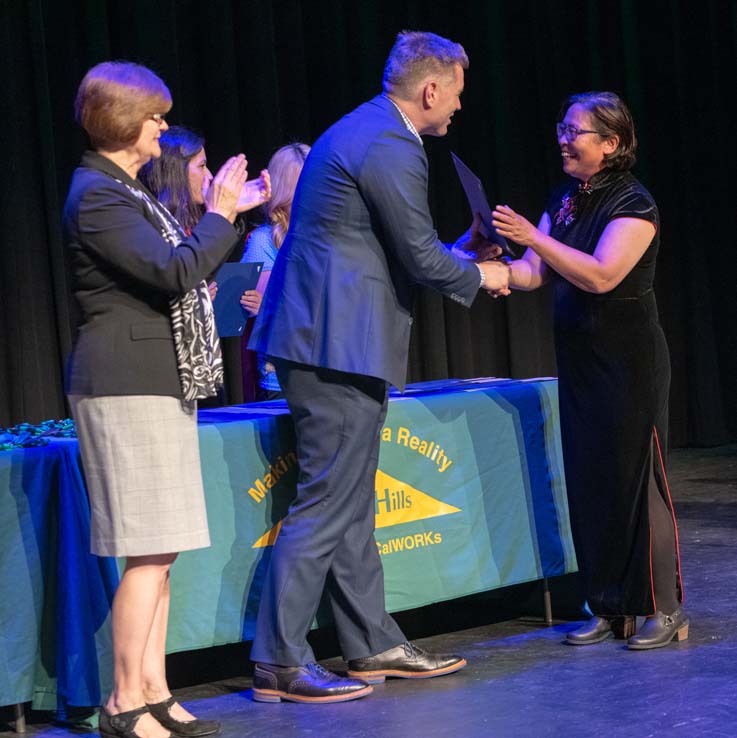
[1,0,734,448]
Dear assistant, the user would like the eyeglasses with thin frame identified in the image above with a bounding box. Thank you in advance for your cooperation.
[149,113,167,125]
[556,122,600,142]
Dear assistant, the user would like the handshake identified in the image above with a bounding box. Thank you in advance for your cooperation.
[476,259,511,299]
[451,214,512,298]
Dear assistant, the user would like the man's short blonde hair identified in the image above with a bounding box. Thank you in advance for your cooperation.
[382,31,468,100]
[75,61,172,150]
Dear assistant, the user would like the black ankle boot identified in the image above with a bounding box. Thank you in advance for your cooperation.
[627,608,689,650]
[566,616,613,645]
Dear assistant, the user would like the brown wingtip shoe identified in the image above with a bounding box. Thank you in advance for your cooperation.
[252,662,373,704]
[347,641,466,684]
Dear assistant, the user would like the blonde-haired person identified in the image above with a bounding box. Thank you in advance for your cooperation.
[64,60,254,738]
[240,143,310,399]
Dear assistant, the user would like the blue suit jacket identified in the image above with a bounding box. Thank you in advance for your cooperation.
[249,95,480,390]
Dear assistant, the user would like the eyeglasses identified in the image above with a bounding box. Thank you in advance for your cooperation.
[556,123,600,142]
[148,113,167,125]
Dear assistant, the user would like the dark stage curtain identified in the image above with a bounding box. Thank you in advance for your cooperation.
[1,0,735,447]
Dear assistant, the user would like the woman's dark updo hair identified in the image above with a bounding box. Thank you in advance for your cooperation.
[559,91,637,171]
[139,126,205,233]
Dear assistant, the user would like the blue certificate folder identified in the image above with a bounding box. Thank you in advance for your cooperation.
[212,262,263,336]
[451,152,514,257]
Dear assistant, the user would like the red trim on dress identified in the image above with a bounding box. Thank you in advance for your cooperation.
[653,425,685,603]
[648,525,657,613]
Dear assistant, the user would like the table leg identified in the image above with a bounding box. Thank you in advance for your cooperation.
[12,703,26,733]
[542,577,553,626]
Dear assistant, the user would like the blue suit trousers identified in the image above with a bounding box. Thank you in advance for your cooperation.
[251,359,406,665]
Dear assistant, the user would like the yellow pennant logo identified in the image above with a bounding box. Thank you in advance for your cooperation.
[252,469,460,548]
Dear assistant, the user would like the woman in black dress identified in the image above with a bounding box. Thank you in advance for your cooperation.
[490,91,686,650]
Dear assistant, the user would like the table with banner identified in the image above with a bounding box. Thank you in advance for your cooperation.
[0,377,576,717]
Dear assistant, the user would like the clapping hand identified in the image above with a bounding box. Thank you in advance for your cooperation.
[206,154,249,222]
[237,169,272,213]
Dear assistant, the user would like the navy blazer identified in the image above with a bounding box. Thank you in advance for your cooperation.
[63,151,237,397]
[250,95,480,390]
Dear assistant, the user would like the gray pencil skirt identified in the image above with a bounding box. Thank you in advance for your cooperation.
[69,394,211,557]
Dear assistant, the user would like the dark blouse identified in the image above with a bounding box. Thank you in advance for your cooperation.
[543,169,660,332]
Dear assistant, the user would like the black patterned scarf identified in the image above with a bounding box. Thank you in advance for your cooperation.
[115,178,224,402]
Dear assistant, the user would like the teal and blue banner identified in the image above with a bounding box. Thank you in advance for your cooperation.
[169,378,576,650]
[0,378,575,709]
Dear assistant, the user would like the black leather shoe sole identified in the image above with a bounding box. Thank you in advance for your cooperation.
[252,685,373,704]
[347,657,467,684]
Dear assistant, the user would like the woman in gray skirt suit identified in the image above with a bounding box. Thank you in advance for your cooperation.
[63,61,266,738]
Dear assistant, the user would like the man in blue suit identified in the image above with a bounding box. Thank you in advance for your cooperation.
[250,31,511,704]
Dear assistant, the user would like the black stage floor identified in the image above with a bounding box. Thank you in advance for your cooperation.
[3,445,736,738]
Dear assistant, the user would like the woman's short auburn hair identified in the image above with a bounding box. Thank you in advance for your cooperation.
[75,61,172,150]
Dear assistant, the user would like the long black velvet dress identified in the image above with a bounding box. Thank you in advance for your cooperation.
[546,168,683,616]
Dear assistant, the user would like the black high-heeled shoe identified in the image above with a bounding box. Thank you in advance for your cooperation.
[147,696,220,737]
[99,705,162,738]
